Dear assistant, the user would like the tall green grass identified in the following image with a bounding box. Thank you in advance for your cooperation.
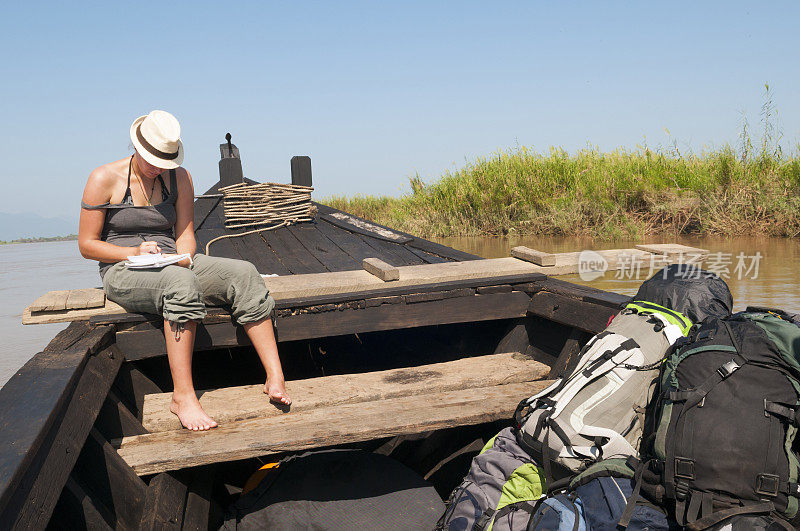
[324,146,800,239]
[324,89,800,240]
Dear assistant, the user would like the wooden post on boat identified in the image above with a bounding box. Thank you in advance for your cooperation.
[219,132,244,186]
[291,156,312,187]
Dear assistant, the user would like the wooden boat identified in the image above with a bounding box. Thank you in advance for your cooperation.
[0,140,708,529]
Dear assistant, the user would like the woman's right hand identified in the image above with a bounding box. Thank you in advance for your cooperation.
[137,241,162,255]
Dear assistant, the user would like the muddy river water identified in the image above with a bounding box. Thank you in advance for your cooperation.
[435,236,800,312]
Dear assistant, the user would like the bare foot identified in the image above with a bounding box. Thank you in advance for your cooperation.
[264,380,292,405]
[170,394,218,431]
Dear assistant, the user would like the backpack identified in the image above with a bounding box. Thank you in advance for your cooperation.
[528,458,676,530]
[514,266,732,478]
[437,428,546,531]
[222,449,444,530]
[514,301,690,475]
[639,310,800,529]
[632,263,734,325]
[705,514,795,530]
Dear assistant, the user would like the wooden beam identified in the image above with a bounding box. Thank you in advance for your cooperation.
[139,472,187,530]
[547,328,588,379]
[142,352,550,432]
[527,291,616,334]
[0,324,113,520]
[51,477,114,530]
[634,243,708,261]
[29,290,71,312]
[95,390,148,440]
[73,429,147,530]
[321,212,413,244]
[24,260,549,324]
[511,246,556,266]
[115,291,532,360]
[24,243,690,325]
[7,345,122,529]
[182,468,215,531]
[362,257,399,281]
[65,289,106,310]
[118,380,553,475]
[315,202,479,262]
[111,365,164,421]
[290,155,312,187]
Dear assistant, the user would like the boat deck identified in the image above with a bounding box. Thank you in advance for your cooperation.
[117,352,552,475]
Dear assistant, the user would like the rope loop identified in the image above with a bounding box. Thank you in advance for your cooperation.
[205,181,316,255]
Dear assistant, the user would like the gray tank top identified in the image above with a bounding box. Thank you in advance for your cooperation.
[82,157,178,278]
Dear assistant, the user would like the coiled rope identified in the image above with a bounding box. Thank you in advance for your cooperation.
[204,181,316,255]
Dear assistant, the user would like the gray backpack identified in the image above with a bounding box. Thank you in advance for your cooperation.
[437,427,547,531]
[515,302,690,474]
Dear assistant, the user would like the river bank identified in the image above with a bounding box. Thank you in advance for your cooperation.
[323,146,800,240]
[0,234,77,245]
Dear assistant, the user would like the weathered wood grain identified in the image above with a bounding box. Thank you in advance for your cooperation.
[362,257,399,281]
[118,380,553,475]
[65,289,106,310]
[116,290,532,358]
[528,290,617,334]
[72,428,147,530]
[0,324,113,520]
[142,352,550,432]
[139,472,186,530]
[29,290,71,312]
[634,243,708,260]
[511,246,556,266]
[181,468,215,531]
[24,244,688,324]
[9,345,122,529]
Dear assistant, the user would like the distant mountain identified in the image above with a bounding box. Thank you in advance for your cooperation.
[0,212,78,241]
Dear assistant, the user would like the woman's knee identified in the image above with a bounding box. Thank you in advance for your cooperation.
[229,259,260,284]
[226,261,274,324]
[161,267,206,322]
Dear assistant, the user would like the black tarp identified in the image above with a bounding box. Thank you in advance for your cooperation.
[633,263,733,323]
[222,450,444,530]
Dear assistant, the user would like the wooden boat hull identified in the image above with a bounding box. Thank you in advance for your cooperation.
[0,143,631,529]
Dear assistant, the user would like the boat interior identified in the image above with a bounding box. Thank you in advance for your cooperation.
[0,140,708,529]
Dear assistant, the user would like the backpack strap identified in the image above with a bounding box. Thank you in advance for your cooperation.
[617,458,647,528]
[474,500,540,531]
[683,501,775,530]
[765,401,800,427]
[664,322,750,499]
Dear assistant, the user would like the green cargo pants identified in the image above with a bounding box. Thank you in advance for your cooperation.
[102,254,275,324]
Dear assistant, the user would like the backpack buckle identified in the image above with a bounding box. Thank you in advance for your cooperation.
[675,481,690,500]
[675,457,695,480]
[716,360,740,378]
[755,473,780,497]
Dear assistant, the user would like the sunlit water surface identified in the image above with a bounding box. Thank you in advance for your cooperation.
[0,241,99,387]
[434,236,800,312]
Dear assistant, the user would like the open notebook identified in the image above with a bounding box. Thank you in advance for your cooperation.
[125,253,191,269]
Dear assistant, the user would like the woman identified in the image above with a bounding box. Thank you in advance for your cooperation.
[79,110,291,431]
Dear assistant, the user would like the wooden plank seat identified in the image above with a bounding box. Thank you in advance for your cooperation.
[117,353,552,475]
[22,244,708,326]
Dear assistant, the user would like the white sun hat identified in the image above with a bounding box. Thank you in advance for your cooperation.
[129,110,184,169]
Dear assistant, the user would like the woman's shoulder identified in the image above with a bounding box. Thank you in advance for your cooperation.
[172,167,195,193]
[87,158,129,188]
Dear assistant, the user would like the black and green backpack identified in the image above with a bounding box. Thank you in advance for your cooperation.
[638,309,800,529]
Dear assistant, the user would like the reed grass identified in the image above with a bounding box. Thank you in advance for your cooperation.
[323,88,800,240]
[323,147,800,240]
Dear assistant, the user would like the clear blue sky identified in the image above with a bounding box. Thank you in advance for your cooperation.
[0,1,797,222]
